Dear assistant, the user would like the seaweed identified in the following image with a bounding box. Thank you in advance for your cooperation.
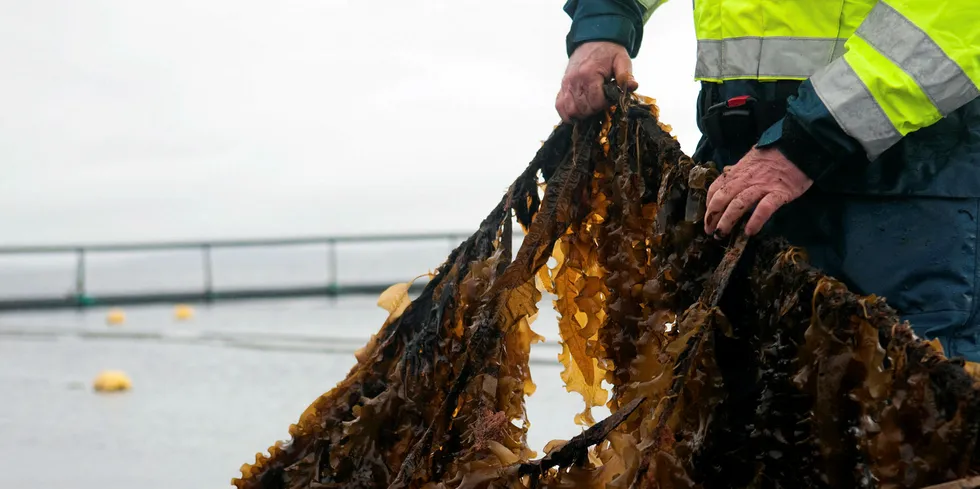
[233,86,980,489]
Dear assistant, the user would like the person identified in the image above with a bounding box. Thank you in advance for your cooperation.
[556,0,980,361]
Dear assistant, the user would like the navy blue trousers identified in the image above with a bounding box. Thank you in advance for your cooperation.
[694,141,980,361]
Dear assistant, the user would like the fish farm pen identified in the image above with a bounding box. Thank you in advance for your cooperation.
[0,232,473,311]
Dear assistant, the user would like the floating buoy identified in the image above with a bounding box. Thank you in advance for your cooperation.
[174,304,194,321]
[105,308,126,326]
[92,370,132,393]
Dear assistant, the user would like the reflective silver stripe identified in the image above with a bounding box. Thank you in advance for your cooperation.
[856,1,979,115]
[638,0,666,20]
[812,58,901,160]
[695,40,722,79]
[696,37,847,79]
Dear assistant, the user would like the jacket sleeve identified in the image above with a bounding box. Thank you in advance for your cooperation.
[563,0,667,58]
[757,0,980,181]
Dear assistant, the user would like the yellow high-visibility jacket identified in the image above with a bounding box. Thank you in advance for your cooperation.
[564,0,980,194]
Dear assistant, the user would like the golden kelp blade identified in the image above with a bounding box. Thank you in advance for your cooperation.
[377,273,433,322]
[925,337,980,380]
[234,87,980,489]
[965,361,980,381]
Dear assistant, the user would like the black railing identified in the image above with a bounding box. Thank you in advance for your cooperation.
[0,232,470,311]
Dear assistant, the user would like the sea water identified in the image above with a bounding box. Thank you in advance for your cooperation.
[0,243,607,489]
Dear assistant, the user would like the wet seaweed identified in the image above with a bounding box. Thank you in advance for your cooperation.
[233,86,980,489]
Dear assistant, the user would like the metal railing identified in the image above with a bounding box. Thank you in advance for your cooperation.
[0,232,471,311]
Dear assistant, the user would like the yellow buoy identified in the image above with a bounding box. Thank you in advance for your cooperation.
[105,308,126,326]
[174,304,194,321]
[92,370,132,393]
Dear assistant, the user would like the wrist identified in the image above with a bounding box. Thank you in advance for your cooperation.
[757,115,839,182]
[566,14,639,57]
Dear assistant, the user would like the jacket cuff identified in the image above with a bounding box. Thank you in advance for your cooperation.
[757,115,839,182]
[563,1,644,57]
[756,79,868,182]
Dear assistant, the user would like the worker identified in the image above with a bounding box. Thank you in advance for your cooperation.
[556,0,980,362]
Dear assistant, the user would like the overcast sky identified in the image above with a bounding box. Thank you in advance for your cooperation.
[0,0,698,245]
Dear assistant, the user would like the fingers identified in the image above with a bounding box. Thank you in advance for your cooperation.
[556,75,606,122]
[745,192,789,236]
[556,92,572,122]
[714,186,767,236]
[556,79,583,122]
[574,83,607,118]
[612,54,638,92]
[705,166,730,212]
[704,174,746,235]
[702,147,812,237]
[556,42,635,122]
[568,87,591,121]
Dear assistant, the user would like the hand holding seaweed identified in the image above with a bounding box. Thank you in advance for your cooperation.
[234,86,980,489]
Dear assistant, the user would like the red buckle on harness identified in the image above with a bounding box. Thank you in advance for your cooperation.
[726,95,753,108]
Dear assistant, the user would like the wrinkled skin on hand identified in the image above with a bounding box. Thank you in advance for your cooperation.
[556,41,638,122]
[705,146,813,236]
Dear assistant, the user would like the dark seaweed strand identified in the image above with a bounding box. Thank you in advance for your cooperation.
[747,239,824,488]
[596,98,650,413]
[391,115,597,489]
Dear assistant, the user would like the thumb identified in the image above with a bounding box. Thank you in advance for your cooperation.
[612,53,639,92]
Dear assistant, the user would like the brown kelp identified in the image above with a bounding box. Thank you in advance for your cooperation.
[233,86,980,489]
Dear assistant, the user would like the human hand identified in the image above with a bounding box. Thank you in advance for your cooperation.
[704,147,813,237]
[556,41,639,122]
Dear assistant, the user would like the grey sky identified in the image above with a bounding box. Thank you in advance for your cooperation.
[0,0,698,245]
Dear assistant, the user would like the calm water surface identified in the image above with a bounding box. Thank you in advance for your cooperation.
[0,296,604,489]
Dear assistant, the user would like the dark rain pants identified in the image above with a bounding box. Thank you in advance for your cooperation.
[692,82,980,362]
